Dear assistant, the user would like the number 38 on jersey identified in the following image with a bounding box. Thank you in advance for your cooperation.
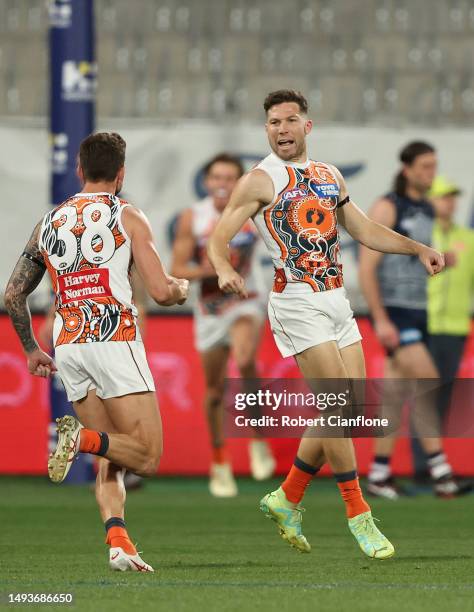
[42,200,117,271]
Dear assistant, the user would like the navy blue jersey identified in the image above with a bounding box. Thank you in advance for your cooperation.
[377,192,434,309]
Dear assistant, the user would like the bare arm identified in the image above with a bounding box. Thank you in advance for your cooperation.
[339,200,423,255]
[332,165,443,349]
[331,164,398,325]
[130,265,148,337]
[333,166,426,256]
[122,206,188,307]
[170,209,216,280]
[5,221,46,353]
[333,165,443,269]
[207,169,273,297]
[5,221,57,376]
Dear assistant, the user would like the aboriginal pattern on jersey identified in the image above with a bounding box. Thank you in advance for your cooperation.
[265,162,343,292]
[40,194,136,346]
[196,219,258,315]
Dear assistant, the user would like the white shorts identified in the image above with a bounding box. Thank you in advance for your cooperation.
[194,299,265,353]
[55,340,156,402]
[267,287,362,358]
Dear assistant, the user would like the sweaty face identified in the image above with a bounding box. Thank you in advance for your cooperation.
[204,162,241,211]
[403,152,437,194]
[265,102,312,162]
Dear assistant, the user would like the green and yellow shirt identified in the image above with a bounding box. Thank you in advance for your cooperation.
[428,222,474,335]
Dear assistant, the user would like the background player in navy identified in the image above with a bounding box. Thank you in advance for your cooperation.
[360,141,468,499]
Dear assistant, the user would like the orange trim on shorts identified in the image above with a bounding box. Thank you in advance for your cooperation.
[272,268,288,293]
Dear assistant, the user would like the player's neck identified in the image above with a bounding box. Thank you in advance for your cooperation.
[211,198,228,213]
[278,153,309,165]
[405,185,426,201]
[80,181,117,195]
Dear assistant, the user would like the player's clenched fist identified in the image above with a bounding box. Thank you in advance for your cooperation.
[176,278,189,305]
[417,245,445,276]
[217,270,248,298]
[27,348,57,378]
[167,275,189,305]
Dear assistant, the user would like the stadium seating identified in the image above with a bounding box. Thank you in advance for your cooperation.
[0,0,473,123]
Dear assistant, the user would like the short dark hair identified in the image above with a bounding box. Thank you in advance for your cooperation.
[79,132,126,182]
[393,140,436,196]
[263,89,308,114]
[203,153,244,178]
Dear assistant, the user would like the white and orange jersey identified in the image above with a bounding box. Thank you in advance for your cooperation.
[191,196,260,315]
[253,153,344,294]
[39,192,138,347]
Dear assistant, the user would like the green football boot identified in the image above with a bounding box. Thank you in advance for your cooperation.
[348,511,395,559]
[259,487,311,553]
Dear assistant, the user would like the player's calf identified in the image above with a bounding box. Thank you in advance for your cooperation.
[48,415,161,483]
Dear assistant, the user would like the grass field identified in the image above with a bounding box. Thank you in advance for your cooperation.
[1,476,473,612]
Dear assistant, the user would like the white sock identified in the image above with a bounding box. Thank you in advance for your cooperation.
[368,460,391,483]
[427,452,452,481]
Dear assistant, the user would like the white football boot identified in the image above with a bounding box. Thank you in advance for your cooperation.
[109,548,154,572]
[209,462,238,497]
[48,415,83,483]
[249,440,276,481]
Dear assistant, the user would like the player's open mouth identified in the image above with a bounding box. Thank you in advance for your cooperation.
[215,188,229,198]
[278,139,294,146]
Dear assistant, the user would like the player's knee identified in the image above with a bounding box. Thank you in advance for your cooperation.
[137,446,162,478]
[137,458,159,478]
[206,386,224,409]
[138,463,157,478]
[235,354,256,376]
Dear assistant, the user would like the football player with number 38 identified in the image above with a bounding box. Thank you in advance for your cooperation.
[5,132,189,572]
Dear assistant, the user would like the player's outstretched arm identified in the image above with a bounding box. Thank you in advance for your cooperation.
[5,221,57,377]
[333,165,444,276]
[207,170,272,297]
[170,209,216,280]
[122,206,189,307]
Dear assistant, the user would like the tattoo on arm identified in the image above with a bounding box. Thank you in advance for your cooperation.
[4,221,46,353]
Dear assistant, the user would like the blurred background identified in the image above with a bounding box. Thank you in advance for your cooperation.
[1,0,473,479]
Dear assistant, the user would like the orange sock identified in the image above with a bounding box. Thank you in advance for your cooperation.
[336,475,370,518]
[79,429,101,454]
[79,429,108,456]
[281,461,317,504]
[105,526,137,555]
[212,447,227,464]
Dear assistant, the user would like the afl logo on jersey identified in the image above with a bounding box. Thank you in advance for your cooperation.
[282,188,309,200]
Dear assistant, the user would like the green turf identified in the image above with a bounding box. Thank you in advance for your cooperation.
[0,477,473,612]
